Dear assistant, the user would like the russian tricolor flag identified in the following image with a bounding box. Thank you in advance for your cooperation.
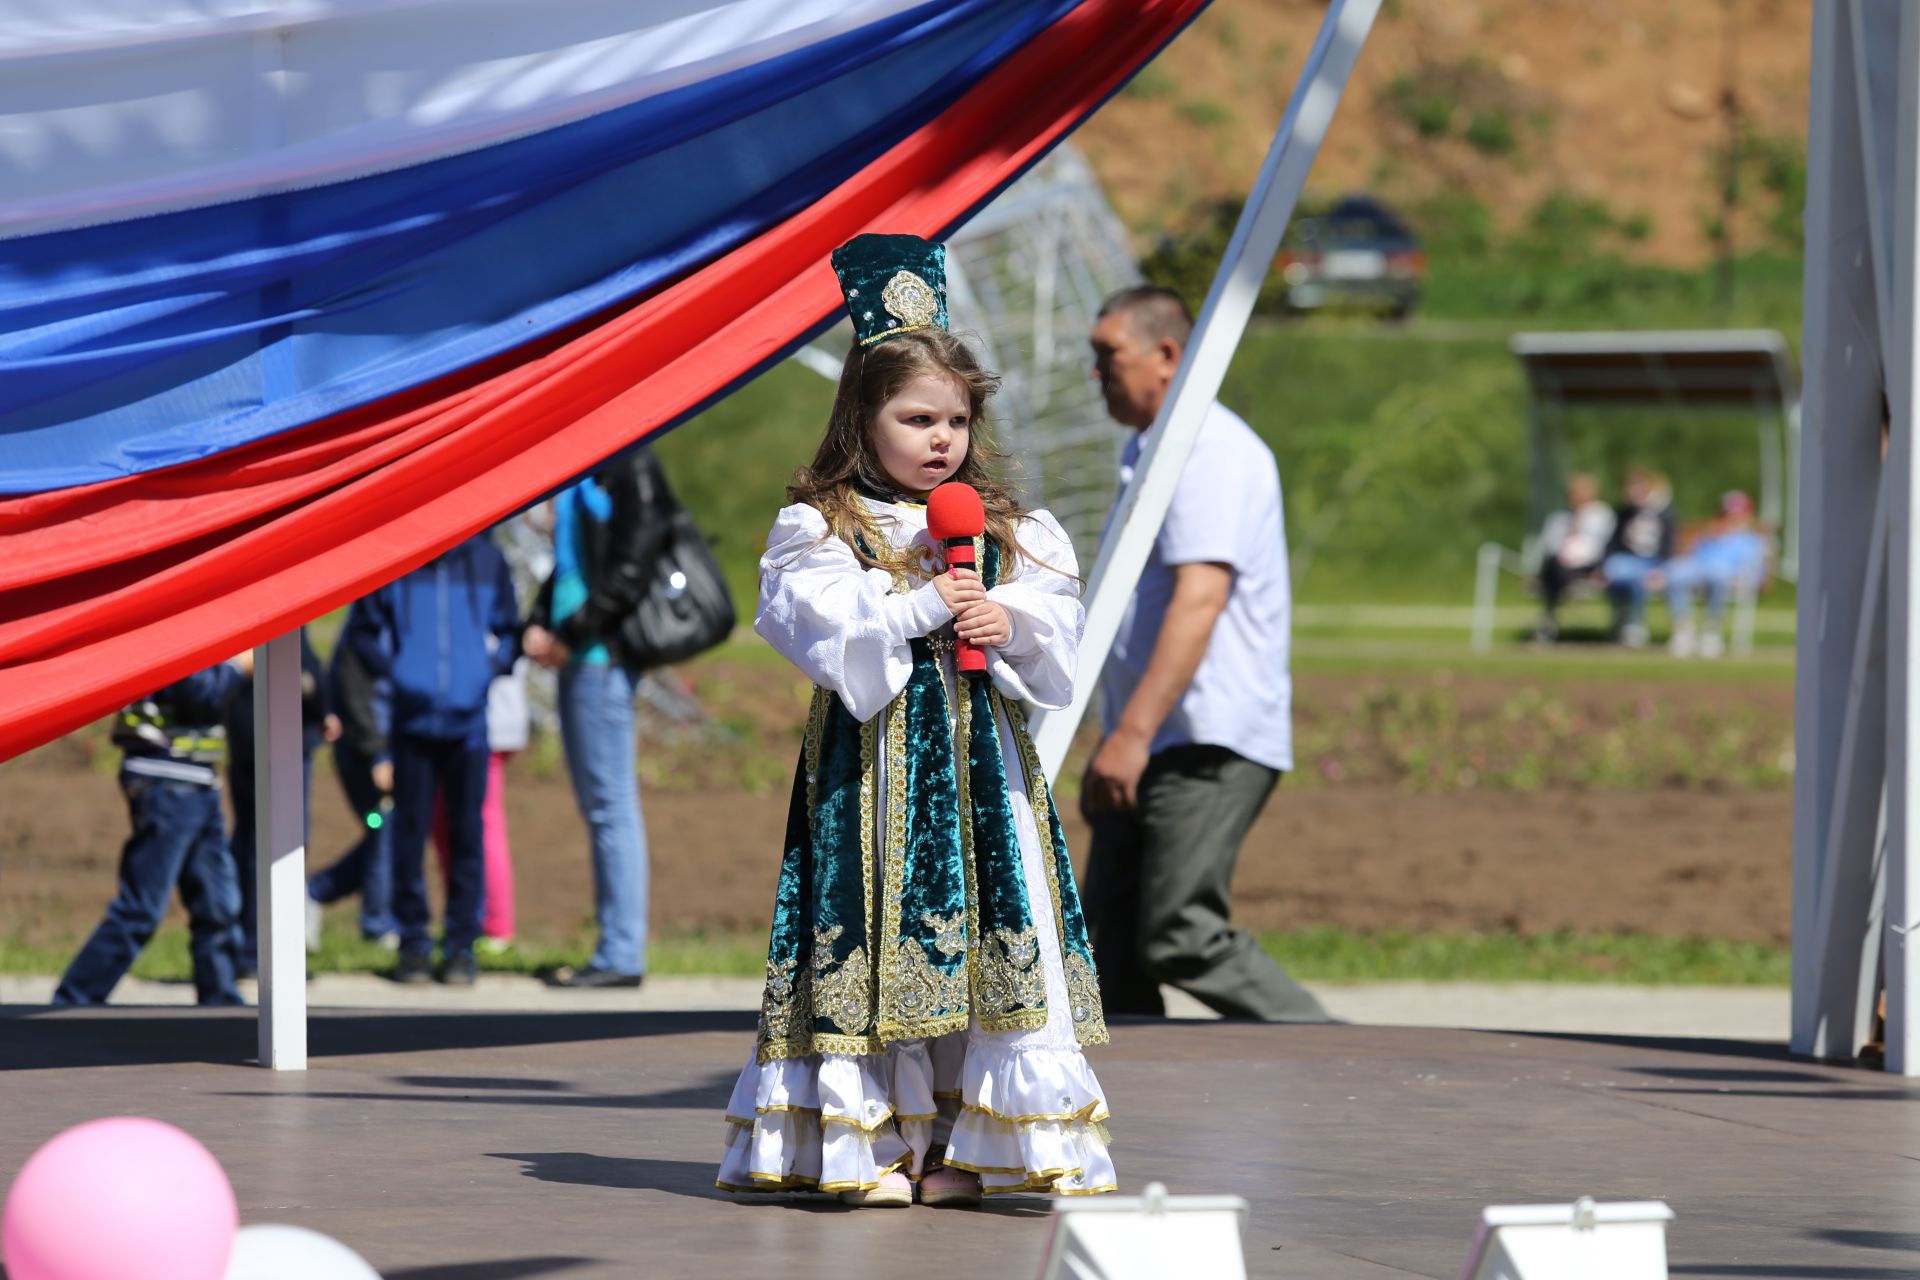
[0,0,1207,758]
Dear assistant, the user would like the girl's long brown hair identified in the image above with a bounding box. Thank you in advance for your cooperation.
[788,329,1039,577]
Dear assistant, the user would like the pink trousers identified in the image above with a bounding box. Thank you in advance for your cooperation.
[432,750,516,941]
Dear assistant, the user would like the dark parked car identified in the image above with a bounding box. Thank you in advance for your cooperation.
[1277,195,1426,319]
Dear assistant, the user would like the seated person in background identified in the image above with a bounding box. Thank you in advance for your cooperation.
[1666,490,1771,658]
[1601,467,1676,649]
[1531,472,1617,643]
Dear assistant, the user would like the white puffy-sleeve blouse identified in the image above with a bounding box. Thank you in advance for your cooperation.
[754,500,1084,721]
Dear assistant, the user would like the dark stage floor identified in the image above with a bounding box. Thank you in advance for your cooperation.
[1,1010,1916,1279]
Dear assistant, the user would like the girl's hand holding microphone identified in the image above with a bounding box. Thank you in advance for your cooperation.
[934,568,1011,648]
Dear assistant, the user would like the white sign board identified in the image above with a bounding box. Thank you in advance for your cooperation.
[1460,1198,1674,1280]
[1038,1183,1250,1280]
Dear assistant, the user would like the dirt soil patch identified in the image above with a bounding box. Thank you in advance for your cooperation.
[0,670,1792,955]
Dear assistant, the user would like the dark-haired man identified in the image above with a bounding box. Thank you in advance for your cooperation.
[1080,286,1330,1022]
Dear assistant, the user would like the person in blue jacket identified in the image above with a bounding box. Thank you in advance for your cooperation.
[347,534,522,985]
[56,657,253,1007]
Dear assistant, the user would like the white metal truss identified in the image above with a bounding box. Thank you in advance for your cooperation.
[1028,0,1382,780]
[1792,0,1912,1073]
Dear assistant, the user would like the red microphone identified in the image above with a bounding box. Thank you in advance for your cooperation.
[926,482,988,677]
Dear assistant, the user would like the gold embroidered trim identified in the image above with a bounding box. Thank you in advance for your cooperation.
[1063,951,1109,1048]
[727,1105,941,1133]
[876,692,907,1029]
[756,692,830,1062]
[955,676,982,1014]
[959,1164,1077,1187]
[881,269,939,329]
[757,952,807,1050]
[725,1103,821,1124]
[805,1031,889,1058]
[857,321,937,347]
[811,923,873,1037]
[967,1168,1114,1196]
[886,930,970,1030]
[942,1160,1033,1176]
[958,1100,1110,1125]
[715,1154,911,1195]
[715,1177,816,1193]
[974,925,1045,1019]
[1002,692,1110,1048]
[860,708,878,998]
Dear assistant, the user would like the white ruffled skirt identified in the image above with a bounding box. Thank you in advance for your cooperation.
[716,1031,1115,1196]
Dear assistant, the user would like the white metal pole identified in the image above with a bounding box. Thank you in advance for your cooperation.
[1028,0,1381,780]
[1793,0,1892,1060]
[254,630,308,1071]
[1883,1,1920,1076]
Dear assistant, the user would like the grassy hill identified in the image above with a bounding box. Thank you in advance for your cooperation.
[1076,0,1809,270]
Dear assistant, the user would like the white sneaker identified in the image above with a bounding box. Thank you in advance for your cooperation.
[1620,623,1649,650]
[1700,631,1725,659]
[1670,622,1697,658]
[305,896,324,953]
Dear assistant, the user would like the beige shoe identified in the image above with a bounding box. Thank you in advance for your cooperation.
[919,1164,982,1208]
[839,1170,912,1208]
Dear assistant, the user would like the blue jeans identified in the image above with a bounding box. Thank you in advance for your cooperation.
[389,731,490,961]
[1666,558,1736,626]
[1603,553,1662,628]
[307,737,397,940]
[56,774,245,1007]
[228,748,311,970]
[559,662,649,976]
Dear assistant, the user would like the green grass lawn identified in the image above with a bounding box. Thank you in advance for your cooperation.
[0,924,1788,988]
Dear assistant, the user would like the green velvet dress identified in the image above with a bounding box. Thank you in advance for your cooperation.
[718,496,1115,1198]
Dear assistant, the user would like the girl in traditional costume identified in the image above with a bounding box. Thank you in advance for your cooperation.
[716,234,1114,1208]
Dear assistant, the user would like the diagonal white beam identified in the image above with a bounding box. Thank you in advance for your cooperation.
[1028,0,1381,780]
[1808,474,1889,1059]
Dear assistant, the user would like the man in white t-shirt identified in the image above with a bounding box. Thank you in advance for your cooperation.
[1081,287,1330,1022]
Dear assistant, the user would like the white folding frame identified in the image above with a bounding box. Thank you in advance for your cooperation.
[1793,0,1915,1073]
[1027,0,1381,779]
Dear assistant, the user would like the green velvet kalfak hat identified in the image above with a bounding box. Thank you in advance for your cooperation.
[831,233,949,347]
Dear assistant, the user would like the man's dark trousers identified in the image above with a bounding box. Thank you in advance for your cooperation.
[307,736,397,941]
[55,774,246,1006]
[389,731,488,962]
[1082,744,1329,1021]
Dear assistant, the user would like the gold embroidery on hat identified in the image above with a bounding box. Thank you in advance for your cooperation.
[881,270,939,330]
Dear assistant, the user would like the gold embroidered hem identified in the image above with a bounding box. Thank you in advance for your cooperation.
[715,1151,911,1196]
[973,1005,1054,1036]
[960,1099,1111,1126]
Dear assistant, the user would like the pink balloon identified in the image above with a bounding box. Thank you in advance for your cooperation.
[3,1117,238,1280]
